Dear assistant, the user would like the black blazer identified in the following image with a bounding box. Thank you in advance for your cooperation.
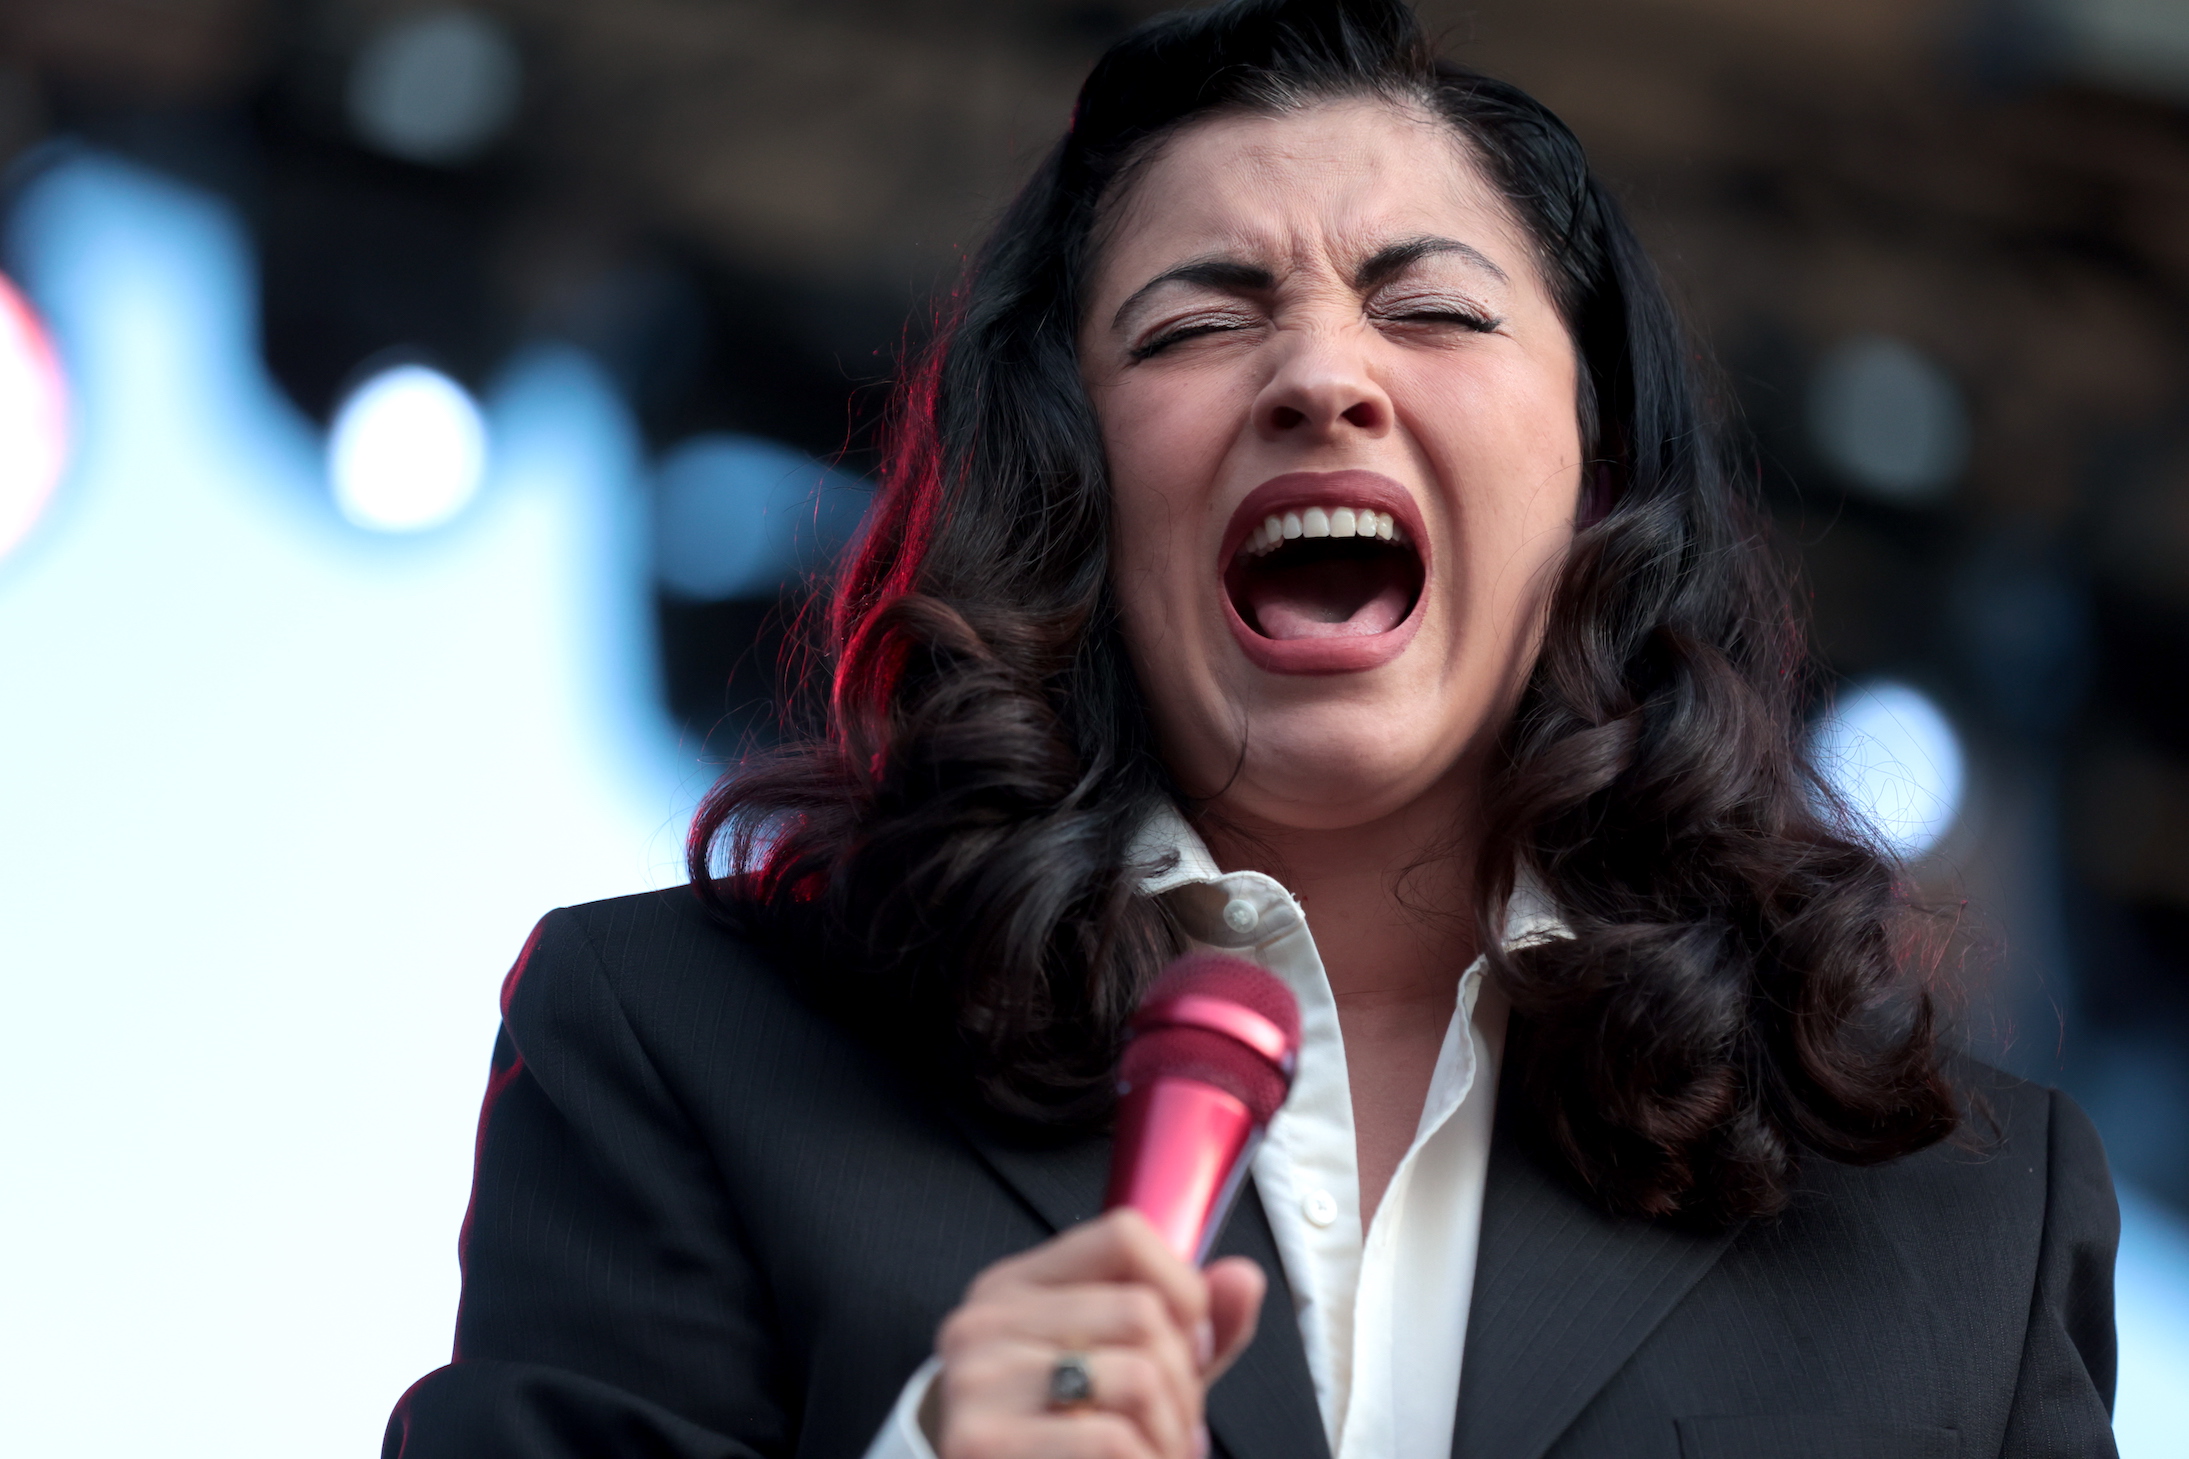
[383,887,2120,1459]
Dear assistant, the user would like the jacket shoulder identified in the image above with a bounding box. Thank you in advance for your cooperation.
[497,885,822,1069]
[1778,1052,2115,1292]
[543,883,763,976]
[1932,1053,2111,1195]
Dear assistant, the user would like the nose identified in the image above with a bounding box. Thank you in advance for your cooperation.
[1253,328,1393,443]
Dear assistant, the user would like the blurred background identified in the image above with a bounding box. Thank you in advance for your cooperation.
[0,0,2183,1453]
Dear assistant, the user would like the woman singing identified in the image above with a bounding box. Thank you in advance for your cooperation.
[385,2,2118,1456]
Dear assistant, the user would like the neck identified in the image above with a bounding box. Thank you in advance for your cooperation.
[1197,776,1483,1010]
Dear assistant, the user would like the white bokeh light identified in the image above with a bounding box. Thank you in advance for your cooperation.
[329,363,488,532]
[1808,679,1968,862]
[0,271,68,560]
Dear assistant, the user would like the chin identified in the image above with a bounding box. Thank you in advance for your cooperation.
[1223,778,1449,835]
[1205,718,1470,833]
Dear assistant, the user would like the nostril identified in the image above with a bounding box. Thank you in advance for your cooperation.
[1269,405,1306,430]
[1341,402,1378,428]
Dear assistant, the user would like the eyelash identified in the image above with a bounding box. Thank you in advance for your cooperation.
[1130,300,1501,359]
[1130,316,1257,361]
[1375,300,1501,331]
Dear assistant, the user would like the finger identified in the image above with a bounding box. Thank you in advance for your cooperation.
[1079,1347,1193,1459]
[940,1282,1198,1382]
[943,1410,1162,1459]
[938,1333,1198,1453]
[938,1345,1194,1459]
[974,1210,1209,1337]
[1200,1257,1267,1382]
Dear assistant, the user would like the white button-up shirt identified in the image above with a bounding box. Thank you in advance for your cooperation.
[867,807,1565,1459]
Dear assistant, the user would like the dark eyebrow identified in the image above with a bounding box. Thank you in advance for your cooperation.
[1352,235,1508,289]
[1110,257,1276,331]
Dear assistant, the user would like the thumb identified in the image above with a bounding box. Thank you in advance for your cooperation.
[1200,1256,1267,1382]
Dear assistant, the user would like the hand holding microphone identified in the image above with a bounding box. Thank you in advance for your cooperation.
[930,956,1299,1459]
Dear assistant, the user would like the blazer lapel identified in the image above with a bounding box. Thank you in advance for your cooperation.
[1452,1085,1738,1459]
[943,1105,1326,1459]
[1205,1181,1331,1459]
[940,1102,1113,1234]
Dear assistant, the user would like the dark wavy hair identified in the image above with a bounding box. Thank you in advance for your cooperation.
[689,0,1956,1226]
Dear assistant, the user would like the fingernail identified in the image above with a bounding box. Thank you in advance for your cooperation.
[1194,1319,1215,1368]
[1195,1422,1211,1459]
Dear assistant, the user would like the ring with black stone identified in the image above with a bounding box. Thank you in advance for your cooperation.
[1046,1351,1096,1411]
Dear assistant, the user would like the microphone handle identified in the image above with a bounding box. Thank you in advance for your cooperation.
[1104,1075,1262,1264]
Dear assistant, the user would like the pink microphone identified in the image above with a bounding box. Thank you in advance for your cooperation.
[1105,954,1301,1264]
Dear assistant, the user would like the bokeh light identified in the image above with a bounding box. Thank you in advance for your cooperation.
[1809,679,1969,862]
[1808,336,1970,507]
[329,363,489,532]
[0,152,695,1455]
[653,433,869,601]
[0,271,68,561]
[347,7,523,166]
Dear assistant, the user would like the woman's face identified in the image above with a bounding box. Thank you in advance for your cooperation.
[1082,99,1585,834]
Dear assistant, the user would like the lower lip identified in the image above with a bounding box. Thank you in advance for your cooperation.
[1218,472,1429,675]
[1221,591,1426,674]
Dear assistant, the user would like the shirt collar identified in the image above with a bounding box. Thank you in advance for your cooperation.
[1125,800,1225,897]
[1127,800,1569,951]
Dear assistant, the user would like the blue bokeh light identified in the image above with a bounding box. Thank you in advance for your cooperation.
[653,432,870,601]
[2116,1186,2189,1453]
[0,150,701,1454]
[1809,679,1968,862]
[348,8,523,166]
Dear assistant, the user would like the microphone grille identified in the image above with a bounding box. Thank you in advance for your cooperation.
[1140,953,1301,1047]
[1120,955,1299,1126]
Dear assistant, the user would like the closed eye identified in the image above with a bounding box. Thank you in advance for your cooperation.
[1375,305,1501,332]
[1129,316,1262,360]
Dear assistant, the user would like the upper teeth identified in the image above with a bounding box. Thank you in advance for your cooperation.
[1240,505,1405,557]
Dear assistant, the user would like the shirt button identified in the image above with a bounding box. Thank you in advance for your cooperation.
[1301,1189,1339,1228]
[1221,898,1259,934]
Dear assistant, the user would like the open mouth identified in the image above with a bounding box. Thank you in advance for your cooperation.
[1219,472,1429,674]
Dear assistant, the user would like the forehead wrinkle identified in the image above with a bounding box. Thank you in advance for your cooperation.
[1104,120,1409,284]
[1095,102,1532,330]
[1108,220,1512,335]
[1226,162,1523,298]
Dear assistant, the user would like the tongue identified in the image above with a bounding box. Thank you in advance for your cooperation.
[1245,569,1412,640]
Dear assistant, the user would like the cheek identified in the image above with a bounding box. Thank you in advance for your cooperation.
[1101,378,1230,501]
[1401,355,1581,658]
[1097,376,1240,600]
[1099,397,1195,685]
[1409,347,1581,511]
[1406,346,1582,470]
[1106,461,1189,626]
